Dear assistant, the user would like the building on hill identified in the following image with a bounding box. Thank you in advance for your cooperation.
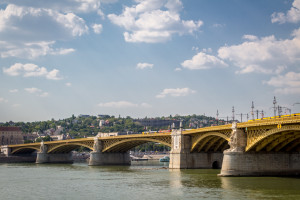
[96,131,139,137]
[133,118,180,128]
[79,114,90,118]
[0,127,24,145]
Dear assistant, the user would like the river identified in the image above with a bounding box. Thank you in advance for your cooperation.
[1,161,300,200]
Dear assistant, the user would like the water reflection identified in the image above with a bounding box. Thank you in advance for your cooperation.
[180,169,222,188]
[1,161,300,200]
[169,169,183,195]
[221,176,300,199]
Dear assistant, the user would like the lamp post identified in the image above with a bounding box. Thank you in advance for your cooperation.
[273,96,277,117]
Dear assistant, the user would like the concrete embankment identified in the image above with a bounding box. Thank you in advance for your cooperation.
[140,154,169,160]
[0,155,36,163]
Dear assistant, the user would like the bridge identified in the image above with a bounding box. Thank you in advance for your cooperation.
[1,114,300,176]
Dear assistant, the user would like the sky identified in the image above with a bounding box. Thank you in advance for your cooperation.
[0,0,300,122]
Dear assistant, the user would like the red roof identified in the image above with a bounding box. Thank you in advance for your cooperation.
[0,127,22,132]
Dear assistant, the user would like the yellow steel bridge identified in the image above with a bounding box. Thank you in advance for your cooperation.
[5,114,300,154]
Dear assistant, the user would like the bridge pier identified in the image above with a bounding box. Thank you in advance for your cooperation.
[88,137,131,166]
[36,152,73,164]
[219,122,300,176]
[1,145,11,157]
[169,127,223,169]
[169,128,191,169]
[220,151,300,176]
[89,152,131,166]
[35,142,73,164]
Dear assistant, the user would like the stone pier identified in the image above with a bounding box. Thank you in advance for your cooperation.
[89,152,131,166]
[169,125,223,169]
[219,122,300,176]
[220,152,300,176]
[88,137,131,166]
[35,141,73,164]
[36,152,73,164]
[1,145,11,156]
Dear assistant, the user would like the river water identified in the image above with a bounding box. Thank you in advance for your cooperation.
[1,161,300,200]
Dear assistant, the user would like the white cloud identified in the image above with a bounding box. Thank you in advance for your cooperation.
[265,72,300,94]
[212,23,225,28]
[156,87,196,98]
[271,0,300,24]
[65,82,72,87]
[1,0,102,14]
[24,88,42,94]
[98,101,150,108]
[24,87,49,97]
[9,89,18,93]
[0,4,87,58]
[174,67,182,71]
[3,63,63,80]
[92,23,103,34]
[39,92,49,97]
[181,52,227,70]
[101,0,118,4]
[141,103,152,108]
[108,0,203,43]
[136,62,154,69]
[0,97,8,103]
[0,41,75,59]
[12,104,20,108]
[218,29,300,74]
[242,35,258,41]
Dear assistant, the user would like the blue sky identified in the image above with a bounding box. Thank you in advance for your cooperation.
[1,0,300,122]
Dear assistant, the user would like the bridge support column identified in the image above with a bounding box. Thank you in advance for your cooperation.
[219,122,300,176]
[219,122,248,176]
[35,141,73,164]
[220,152,300,176]
[89,152,131,166]
[169,126,191,169]
[36,152,73,164]
[1,145,11,157]
[88,137,131,166]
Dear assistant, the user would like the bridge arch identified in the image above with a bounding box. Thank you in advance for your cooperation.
[12,146,40,154]
[103,138,171,152]
[48,143,94,153]
[191,132,230,152]
[246,125,300,152]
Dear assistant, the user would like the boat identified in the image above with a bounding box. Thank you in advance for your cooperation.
[130,156,148,161]
[159,156,170,162]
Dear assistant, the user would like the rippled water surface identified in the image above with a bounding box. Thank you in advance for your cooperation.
[1,161,300,200]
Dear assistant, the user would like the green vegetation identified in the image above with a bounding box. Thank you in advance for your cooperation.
[0,114,226,151]
[133,142,171,152]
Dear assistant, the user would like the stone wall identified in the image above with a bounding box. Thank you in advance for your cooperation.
[89,152,131,166]
[220,152,300,176]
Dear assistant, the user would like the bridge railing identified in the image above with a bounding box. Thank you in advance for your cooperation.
[237,114,300,128]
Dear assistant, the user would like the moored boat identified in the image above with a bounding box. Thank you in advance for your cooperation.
[159,156,170,162]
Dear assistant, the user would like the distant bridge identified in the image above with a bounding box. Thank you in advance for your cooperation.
[1,114,300,176]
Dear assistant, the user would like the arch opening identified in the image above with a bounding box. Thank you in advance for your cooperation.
[49,143,93,154]
[212,161,220,169]
[191,133,229,153]
[103,138,171,153]
[12,147,39,154]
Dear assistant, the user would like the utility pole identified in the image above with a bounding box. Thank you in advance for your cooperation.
[236,113,248,122]
[232,106,235,121]
[278,105,282,117]
[273,96,277,117]
[256,110,259,119]
[216,110,219,125]
[251,101,255,120]
[261,110,264,118]
[246,113,249,121]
